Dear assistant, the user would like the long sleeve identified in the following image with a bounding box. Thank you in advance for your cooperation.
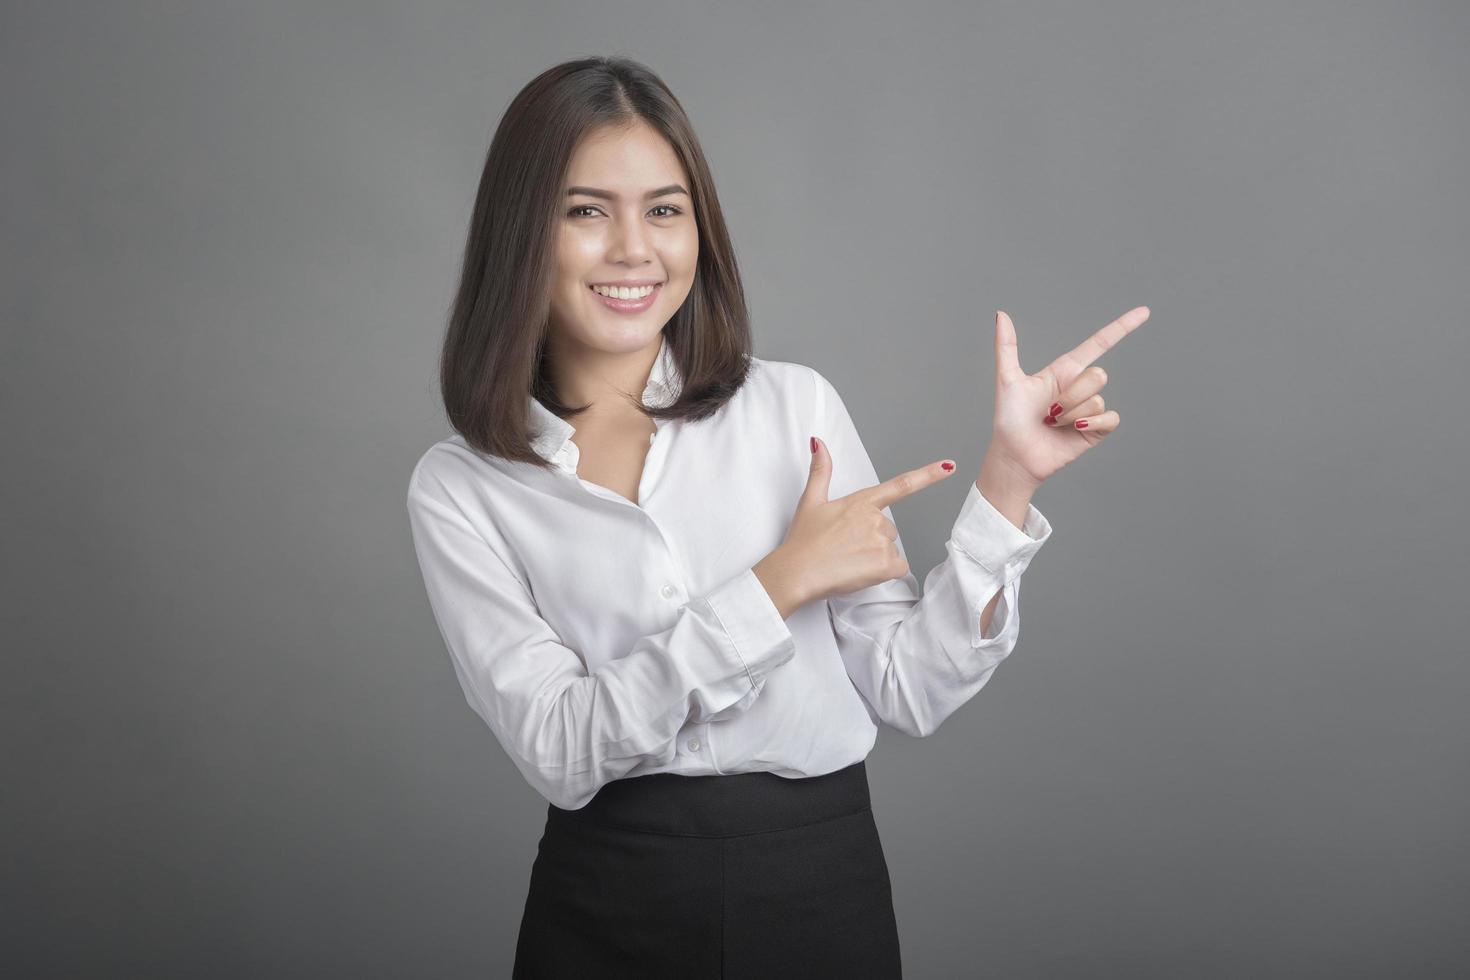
[812,367,1053,739]
[406,478,797,811]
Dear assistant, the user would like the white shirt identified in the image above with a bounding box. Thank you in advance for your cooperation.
[406,334,1053,811]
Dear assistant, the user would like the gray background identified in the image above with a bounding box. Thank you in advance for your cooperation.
[5,1,1467,977]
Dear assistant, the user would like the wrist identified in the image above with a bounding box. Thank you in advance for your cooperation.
[978,451,1040,496]
[976,453,1038,531]
[753,547,811,620]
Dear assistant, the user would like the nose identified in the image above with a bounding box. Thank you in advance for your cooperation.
[606,213,653,265]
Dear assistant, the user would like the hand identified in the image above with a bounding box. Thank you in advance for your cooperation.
[760,438,959,609]
[986,306,1151,489]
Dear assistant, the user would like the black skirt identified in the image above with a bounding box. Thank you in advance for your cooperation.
[512,759,903,979]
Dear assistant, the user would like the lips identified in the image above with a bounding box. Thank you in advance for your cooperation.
[588,282,662,314]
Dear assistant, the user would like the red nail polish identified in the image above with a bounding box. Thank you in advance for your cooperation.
[1050,402,1064,417]
[1074,419,1088,429]
[940,461,954,472]
[810,436,818,453]
[1044,416,1056,425]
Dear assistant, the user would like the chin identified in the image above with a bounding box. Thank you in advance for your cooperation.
[558,322,663,353]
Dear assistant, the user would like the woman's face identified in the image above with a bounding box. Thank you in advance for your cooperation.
[548,120,699,357]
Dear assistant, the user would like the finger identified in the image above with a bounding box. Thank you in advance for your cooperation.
[1041,306,1149,381]
[995,310,1024,386]
[1068,409,1120,435]
[1048,393,1104,427]
[1043,366,1107,424]
[859,458,957,511]
[800,435,833,507]
[878,515,898,541]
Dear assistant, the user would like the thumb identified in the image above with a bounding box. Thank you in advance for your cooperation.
[798,435,833,509]
[995,310,1024,385]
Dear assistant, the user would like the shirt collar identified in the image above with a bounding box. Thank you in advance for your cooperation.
[528,333,682,463]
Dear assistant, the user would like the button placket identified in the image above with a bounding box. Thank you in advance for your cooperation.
[638,506,710,765]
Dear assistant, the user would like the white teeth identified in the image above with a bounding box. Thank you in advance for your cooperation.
[592,283,656,300]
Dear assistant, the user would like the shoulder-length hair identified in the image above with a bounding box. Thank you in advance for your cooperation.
[439,55,756,468]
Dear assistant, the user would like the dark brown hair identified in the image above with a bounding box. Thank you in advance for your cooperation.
[438,55,756,468]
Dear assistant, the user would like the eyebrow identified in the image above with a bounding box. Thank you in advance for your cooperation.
[565,184,690,201]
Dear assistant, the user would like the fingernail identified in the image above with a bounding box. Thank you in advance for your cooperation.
[1049,402,1063,417]
[810,436,818,454]
[940,460,955,472]
[1074,419,1088,429]
[1044,416,1056,426]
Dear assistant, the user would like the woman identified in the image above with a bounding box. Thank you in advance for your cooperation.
[406,55,1147,979]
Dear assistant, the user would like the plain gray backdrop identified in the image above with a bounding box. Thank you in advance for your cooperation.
[5,2,1467,977]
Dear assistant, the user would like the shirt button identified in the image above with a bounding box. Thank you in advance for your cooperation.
[659,584,675,600]
[687,738,701,751]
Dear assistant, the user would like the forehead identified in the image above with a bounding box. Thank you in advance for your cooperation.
[565,121,687,187]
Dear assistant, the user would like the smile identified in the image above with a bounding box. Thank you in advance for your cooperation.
[588,282,662,314]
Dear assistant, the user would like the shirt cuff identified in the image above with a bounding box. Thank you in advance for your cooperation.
[950,481,1053,588]
[705,566,798,689]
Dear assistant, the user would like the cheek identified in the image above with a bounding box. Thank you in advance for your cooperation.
[666,228,699,277]
[554,239,602,291]
[558,222,606,259]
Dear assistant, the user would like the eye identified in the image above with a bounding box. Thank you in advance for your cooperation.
[565,204,685,219]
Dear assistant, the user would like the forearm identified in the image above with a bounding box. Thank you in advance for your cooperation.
[975,452,1039,636]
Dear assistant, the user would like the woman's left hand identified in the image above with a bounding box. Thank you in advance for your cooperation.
[985,306,1151,489]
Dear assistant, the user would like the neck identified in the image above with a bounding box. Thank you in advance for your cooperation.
[546,333,663,418]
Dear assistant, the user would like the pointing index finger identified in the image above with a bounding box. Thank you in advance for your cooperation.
[857,459,956,511]
[1043,305,1150,378]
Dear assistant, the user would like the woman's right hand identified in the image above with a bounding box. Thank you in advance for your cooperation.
[753,436,958,618]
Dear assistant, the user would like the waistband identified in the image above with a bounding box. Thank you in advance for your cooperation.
[547,760,872,839]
